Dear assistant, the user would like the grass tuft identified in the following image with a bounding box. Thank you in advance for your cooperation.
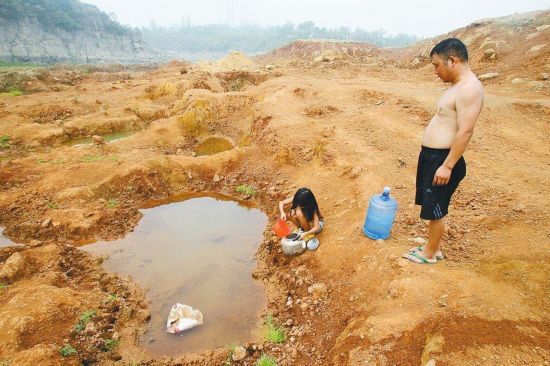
[60,344,77,357]
[256,354,277,366]
[74,309,96,332]
[235,184,256,197]
[104,338,119,352]
[106,198,118,209]
[0,135,11,149]
[264,314,285,344]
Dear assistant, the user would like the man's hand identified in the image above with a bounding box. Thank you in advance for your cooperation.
[433,165,452,186]
[280,212,287,221]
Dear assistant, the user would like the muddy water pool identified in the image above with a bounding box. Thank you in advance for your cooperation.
[193,137,234,156]
[63,131,136,146]
[83,195,267,356]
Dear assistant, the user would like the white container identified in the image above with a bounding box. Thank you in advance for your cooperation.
[281,233,306,256]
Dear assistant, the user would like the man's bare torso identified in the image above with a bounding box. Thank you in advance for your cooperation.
[422,76,483,149]
[422,86,459,149]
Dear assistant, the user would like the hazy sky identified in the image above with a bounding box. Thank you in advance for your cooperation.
[83,0,549,37]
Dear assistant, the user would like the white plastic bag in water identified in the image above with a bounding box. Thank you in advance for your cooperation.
[166,303,204,334]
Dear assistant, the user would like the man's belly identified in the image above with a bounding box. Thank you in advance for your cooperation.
[422,117,458,148]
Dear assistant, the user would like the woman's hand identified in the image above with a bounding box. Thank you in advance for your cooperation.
[280,212,287,221]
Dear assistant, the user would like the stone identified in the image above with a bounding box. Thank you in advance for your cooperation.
[307,283,328,300]
[513,203,526,213]
[413,237,427,245]
[0,252,27,281]
[92,135,106,145]
[483,48,496,59]
[478,72,499,81]
[213,173,220,183]
[231,346,246,361]
[540,73,549,81]
[52,221,61,227]
[529,44,546,53]
[28,239,43,247]
[536,25,550,32]
[349,166,363,179]
[41,218,51,228]
[511,78,525,84]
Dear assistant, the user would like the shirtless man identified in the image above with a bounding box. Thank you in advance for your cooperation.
[404,38,484,264]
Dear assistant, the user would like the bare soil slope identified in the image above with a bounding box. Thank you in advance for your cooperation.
[0,11,549,366]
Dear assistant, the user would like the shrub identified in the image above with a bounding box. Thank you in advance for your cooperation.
[74,309,96,332]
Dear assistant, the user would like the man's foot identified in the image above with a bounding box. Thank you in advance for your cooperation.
[409,245,445,260]
[402,251,437,264]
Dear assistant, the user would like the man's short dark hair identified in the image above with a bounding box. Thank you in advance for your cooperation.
[430,38,468,62]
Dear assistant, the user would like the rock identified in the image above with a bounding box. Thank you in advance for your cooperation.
[540,73,549,81]
[191,151,197,157]
[232,346,246,361]
[412,237,427,245]
[511,78,525,84]
[424,360,436,366]
[41,218,51,228]
[513,203,526,213]
[300,302,309,311]
[322,126,335,138]
[406,217,416,225]
[28,239,43,247]
[308,283,328,300]
[0,252,27,282]
[52,221,61,227]
[213,173,220,183]
[478,72,499,81]
[92,135,106,145]
[176,148,183,155]
[529,44,546,53]
[349,166,363,179]
[483,48,496,60]
[536,25,550,32]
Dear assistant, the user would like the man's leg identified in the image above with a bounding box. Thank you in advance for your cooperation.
[422,217,445,259]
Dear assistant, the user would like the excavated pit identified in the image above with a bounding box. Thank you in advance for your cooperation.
[82,194,267,356]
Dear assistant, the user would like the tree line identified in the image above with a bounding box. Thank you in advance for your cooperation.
[140,21,420,54]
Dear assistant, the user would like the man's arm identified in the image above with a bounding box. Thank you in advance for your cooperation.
[433,84,484,186]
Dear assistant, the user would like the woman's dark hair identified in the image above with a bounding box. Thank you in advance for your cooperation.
[291,187,321,222]
[430,38,469,62]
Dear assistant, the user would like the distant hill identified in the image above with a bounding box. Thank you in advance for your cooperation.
[0,0,157,64]
[385,10,550,83]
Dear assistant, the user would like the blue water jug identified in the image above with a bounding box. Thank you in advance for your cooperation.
[362,187,398,240]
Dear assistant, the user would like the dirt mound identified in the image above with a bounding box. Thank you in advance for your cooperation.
[260,39,381,61]
[198,51,260,72]
[387,10,550,86]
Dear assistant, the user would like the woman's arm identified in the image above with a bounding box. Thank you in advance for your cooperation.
[278,197,293,220]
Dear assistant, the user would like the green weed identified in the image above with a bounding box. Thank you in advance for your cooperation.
[0,135,10,149]
[105,293,118,303]
[81,155,102,163]
[223,343,238,366]
[60,344,77,357]
[47,201,58,209]
[74,309,96,332]
[235,184,256,196]
[256,354,277,366]
[0,282,7,290]
[37,158,50,164]
[264,314,285,344]
[7,89,23,97]
[106,199,118,209]
[0,360,10,366]
[104,338,119,352]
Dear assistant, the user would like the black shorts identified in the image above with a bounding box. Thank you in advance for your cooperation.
[415,146,466,220]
